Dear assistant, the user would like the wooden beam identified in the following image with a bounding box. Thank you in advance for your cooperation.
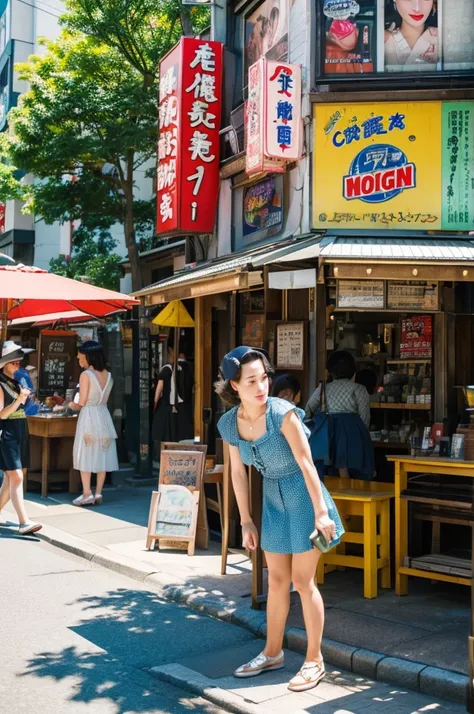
[328,263,474,282]
[144,272,252,306]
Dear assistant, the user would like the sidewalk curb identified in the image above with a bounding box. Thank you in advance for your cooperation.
[150,663,267,714]
[36,523,468,706]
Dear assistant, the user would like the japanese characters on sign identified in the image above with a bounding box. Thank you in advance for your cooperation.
[246,59,302,176]
[313,101,474,231]
[157,38,223,235]
[442,102,474,231]
[265,61,302,161]
[400,316,433,360]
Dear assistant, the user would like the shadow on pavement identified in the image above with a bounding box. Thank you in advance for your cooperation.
[17,587,255,713]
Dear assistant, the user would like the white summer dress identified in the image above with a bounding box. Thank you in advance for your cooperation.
[73,369,119,473]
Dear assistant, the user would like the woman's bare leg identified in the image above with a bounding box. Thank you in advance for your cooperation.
[339,467,350,479]
[5,469,29,524]
[292,549,324,662]
[80,471,93,497]
[95,471,106,497]
[0,472,10,512]
[263,552,292,658]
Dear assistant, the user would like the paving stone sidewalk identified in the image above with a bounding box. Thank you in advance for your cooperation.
[151,641,465,714]
[1,480,470,706]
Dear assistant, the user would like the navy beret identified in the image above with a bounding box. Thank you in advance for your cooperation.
[220,346,268,381]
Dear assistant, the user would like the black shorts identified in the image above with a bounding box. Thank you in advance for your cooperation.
[0,418,30,471]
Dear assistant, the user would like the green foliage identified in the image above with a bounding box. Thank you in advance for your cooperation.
[0,134,26,203]
[49,227,122,291]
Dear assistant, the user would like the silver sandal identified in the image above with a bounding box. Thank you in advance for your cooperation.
[234,650,284,678]
[72,494,95,507]
[288,660,325,692]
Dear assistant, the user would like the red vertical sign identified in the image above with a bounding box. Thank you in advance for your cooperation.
[157,38,223,235]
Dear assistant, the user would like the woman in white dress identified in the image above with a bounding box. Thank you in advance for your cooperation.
[70,341,118,507]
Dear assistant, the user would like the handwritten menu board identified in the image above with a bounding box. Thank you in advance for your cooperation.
[138,313,151,474]
[39,330,77,394]
[387,282,439,311]
[400,315,433,359]
[337,280,385,309]
[146,449,205,554]
[276,322,305,370]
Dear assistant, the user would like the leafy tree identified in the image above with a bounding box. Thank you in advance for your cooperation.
[8,32,157,290]
[49,227,122,291]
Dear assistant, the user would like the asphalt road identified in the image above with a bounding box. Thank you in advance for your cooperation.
[0,529,254,714]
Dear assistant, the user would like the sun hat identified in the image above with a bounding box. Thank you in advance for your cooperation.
[220,346,269,381]
[0,341,35,369]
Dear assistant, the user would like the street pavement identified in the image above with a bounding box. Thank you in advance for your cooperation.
[0,529,466,714]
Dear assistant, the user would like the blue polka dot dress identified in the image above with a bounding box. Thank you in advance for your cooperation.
[218,398,327,554]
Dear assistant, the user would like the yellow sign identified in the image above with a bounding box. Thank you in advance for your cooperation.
[313,102,442,231]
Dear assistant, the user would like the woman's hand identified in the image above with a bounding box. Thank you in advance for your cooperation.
[242,521,259,552]
[18,387,30,405]
[314,511,336,545]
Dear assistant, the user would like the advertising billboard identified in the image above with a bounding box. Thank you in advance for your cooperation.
[313,101,474,231]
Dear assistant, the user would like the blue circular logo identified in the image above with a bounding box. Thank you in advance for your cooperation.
[344,144,416,204]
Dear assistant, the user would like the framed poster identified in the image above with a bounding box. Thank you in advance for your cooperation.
[243,175,283,240]
[337,280,385,309]
[242,314,264,348]
[276,322,305,370]
[387,282,439,311]
[400,315,433,359]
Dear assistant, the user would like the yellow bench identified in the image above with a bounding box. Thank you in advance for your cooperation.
[316,479,395,599]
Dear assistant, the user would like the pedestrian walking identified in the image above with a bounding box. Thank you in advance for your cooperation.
[216,346,343,692]
[0,341,42,535]
[70,341,118,507]
[152,342,193,452]
[306,350,374,480]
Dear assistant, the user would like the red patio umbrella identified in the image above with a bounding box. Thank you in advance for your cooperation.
[0,264,139,341]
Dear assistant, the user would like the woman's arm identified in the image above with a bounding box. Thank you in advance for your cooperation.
[154,380,164,409]
[305,384,321,419]
[68,372,90,411]
[354,385,371,429]
[228,443,258,551]
[281,412,336,543]
[0,385,28,420]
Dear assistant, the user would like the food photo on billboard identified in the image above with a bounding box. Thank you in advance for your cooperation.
[319,0,474,76]
[243,175,284,242]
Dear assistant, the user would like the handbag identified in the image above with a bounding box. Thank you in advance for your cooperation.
[306,381,332,465]
[310,483,345,552]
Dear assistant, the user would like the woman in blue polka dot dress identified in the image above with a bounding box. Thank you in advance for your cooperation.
[216,346,342,693]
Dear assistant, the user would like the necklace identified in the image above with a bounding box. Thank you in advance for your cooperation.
[239,406,266,432]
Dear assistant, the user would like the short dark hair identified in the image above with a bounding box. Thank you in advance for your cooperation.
[80,346,107,371]
[214,350,274,407]
[355,368,377,395]
[327,350,356,380]
[272,373,301,398]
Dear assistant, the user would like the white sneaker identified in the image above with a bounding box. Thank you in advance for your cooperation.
[234,650,284,678]
[72,494,95,507]
[18,522,42,536]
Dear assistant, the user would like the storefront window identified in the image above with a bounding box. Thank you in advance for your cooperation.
[321,0,474,76]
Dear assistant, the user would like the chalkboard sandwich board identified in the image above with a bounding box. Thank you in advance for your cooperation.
[146,449,205,554]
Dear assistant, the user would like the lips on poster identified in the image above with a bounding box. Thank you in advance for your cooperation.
[323,0,474,74]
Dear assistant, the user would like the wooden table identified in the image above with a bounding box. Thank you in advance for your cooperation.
[26,415,80,497]
[387,455,474,596]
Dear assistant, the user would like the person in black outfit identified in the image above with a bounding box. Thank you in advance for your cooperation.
[152,343,194,454]
[0,341,42,535]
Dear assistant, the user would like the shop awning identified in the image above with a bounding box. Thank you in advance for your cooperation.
[133,234,322,304]
[319,237,474,262]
